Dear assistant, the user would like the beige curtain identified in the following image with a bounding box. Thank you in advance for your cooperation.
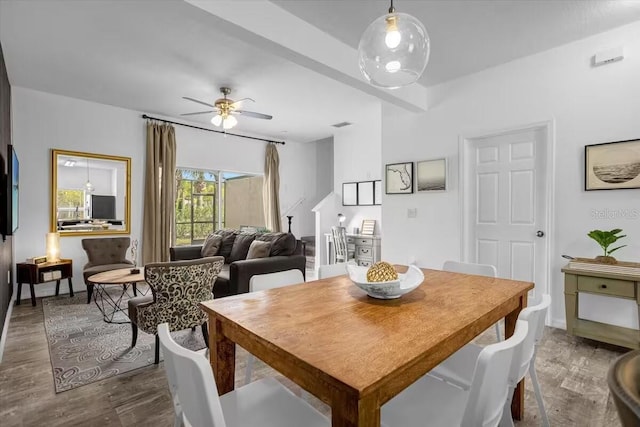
[142,122,176,263]
[263,143,281,232]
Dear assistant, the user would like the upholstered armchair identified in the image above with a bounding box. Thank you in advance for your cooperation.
[128,256,224,364]
[82,237,134,304]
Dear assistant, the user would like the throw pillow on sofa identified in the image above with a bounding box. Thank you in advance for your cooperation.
[213,229,238,261]
[228,233,257,262]
[246,240,271,259]
[201,234,223,257]
[255,232,296,256]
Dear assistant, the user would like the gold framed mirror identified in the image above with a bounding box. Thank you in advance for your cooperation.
[51,149,131,236]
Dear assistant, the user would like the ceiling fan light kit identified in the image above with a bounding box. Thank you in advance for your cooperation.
[358,0,430,88]
[182,87,272,131]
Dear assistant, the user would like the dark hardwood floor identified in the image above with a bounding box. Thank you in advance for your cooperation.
[0,294,626,426]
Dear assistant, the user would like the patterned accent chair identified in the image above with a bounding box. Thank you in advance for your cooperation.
[128,256,224,364]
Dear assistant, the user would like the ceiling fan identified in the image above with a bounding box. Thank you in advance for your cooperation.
[181,87,272,130]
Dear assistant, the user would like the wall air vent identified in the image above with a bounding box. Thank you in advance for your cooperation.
[331,121,353,128]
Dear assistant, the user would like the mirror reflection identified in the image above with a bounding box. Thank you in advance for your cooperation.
[51,149,131,236]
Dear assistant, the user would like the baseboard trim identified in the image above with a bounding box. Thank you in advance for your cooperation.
[0,292,15,364]
[549,317,566,330]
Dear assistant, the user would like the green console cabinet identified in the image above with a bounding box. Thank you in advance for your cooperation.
[562,264,640,349]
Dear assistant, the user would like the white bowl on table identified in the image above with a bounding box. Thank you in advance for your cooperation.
[346,263,424,299]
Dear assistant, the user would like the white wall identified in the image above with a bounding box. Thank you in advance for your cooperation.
[333,102,383,235]
[11,86,145,298]
[12,87,317,299]
[277,138,317,237]
[382,21,640,328]
[315,136,333,206]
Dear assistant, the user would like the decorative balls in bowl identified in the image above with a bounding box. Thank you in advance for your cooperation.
[347,262,424,299]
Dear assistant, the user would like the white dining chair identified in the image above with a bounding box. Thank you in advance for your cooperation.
[381,319,529,427]
[162,327,186,427]
[428,294,552,427]
[318,263,348,279]
[331,226,349,263]
[442,260,502,340]
[158,323,328,427]
[245,269,305,385]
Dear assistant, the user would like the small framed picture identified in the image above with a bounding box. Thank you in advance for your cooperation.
[342,182,358,205]
[357,181,374,205]
[373,180,382,205]
[417,158,447,192]
[361,219,376,235]
[585,139,640,190]
[385,162,413,194]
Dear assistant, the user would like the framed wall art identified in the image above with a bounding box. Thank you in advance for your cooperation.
[361,219,376,235]
[357,181,374,205]
[417,158,447,192]
[342,182,358,205]
[373,180,382,205]
[585,139,640,190]
[385,162,413,194]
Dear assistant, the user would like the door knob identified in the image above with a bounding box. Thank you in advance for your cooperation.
[536,230,545,237]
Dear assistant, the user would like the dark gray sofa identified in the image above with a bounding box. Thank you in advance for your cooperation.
[170,230,306,299]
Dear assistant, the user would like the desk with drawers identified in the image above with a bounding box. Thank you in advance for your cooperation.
[325,233,381,267]
[562,264,639,349]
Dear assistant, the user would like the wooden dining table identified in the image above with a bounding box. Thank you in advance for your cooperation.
[200,267,533,427]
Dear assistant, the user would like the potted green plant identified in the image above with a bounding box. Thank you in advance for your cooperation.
[587,228,627,264]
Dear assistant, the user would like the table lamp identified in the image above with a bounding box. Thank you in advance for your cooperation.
[337,213,346,228]
[46,232,61,262]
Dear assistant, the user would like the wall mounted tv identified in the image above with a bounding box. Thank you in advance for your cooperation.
[91,194,116,220]
[4,144,19,236]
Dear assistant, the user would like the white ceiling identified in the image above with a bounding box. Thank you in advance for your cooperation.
[273,0,640,86]
[0,0,378,142]
[2,1,640,142]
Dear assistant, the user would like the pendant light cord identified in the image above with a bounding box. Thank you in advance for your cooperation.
[389,0,395,13]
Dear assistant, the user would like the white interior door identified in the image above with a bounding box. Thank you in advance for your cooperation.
[467,127,548,300]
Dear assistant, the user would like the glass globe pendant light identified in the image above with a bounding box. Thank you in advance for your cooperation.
[358,0,430,88]
[85,159,94,193]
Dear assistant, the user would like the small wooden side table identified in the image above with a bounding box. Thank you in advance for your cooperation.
[16,259,74,306]
[87,268,147,324]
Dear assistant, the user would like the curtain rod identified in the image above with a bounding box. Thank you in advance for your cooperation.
[141,114,285,145]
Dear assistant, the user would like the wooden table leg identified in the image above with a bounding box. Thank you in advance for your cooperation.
[29,283,36,306]
[55,280,61,296]
[68,278,74,297]
[331,393,379,427]
[210,315,235,395]
[505,293,527,420]
[15,281,22,305]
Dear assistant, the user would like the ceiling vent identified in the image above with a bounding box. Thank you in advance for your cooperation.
[331,121,353,128]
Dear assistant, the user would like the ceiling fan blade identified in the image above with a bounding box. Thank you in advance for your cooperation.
[180,110,215,116]
[182,96,215,108]
[230,97,255,106]
[235,110,273,120]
